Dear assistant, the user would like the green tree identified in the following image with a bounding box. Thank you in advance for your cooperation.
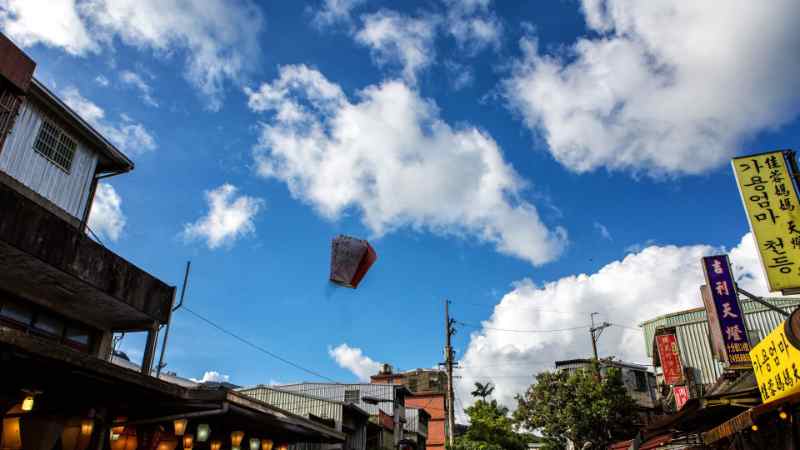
[450,394,530,450]
[513,363,638,450]
[470,382,495,401]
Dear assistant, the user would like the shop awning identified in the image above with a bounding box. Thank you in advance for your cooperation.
[0,326,345,444]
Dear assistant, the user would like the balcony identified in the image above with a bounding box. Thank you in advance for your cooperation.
[0,179,175,331]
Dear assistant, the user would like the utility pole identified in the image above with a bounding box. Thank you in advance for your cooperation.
[589,312,610,361]
[444,299,456,448]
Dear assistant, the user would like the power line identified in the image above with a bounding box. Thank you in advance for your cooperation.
[456,320,590,333]
[610,323,642,331]
[183,306,339,383]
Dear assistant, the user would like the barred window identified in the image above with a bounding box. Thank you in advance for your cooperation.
[344,389,360,404]
[33,120,77,172]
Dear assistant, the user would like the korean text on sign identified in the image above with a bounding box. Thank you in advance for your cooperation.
[656,333,684,385]
[732,151,800,292]
[750,320,800,404]
[701,255,751,366]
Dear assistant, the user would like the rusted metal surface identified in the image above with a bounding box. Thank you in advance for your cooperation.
[0,180,175,329]
[0,33,35,93]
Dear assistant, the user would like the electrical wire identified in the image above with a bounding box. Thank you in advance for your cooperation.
[610,323,642,331]
[457,320,590,333]
[183,306,339,383]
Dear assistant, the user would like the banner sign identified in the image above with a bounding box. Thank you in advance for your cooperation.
[732,150,800,293]
[700,285,727,363]
[750,320,800,404]
[673,385,690,410]
[701,255,751,366]
[656,333,684,385]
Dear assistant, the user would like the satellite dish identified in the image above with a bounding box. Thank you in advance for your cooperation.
[329,235,377,289]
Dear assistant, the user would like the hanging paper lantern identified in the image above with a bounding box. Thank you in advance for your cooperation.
[183,434,194,450]
[156,438,178,450]
[261,439,273,450]
[329,235,377,288]
[173,419,188,436]
[110,428,137,450]
[196,424,210,443]
[210,440,222,450]
[231,431,245,448]
[61,419,93,450]
[249,438,261,450]
[21,396,34,412]
[2,417,22,450]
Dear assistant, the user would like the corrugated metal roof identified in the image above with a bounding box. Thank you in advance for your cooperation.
[640,297,799,385]
[273,383,404,417]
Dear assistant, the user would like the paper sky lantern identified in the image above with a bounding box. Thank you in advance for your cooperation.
[329,235,377,288]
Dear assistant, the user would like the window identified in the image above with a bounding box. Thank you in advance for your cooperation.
[634,370,648,392]
[33,120,77,172]
[344,389,360,404]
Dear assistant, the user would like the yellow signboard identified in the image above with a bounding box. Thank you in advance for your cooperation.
[750,320,800,403]
[732,150,800,292]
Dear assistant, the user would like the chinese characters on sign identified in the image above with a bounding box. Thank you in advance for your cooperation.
[701,255,751,367]
[749,320,800,404]
[656,333,684,385]
[673,385,690,410]
[732,150,800,293]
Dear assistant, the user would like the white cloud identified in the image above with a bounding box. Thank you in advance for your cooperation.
[183,183,264,249]
[246,65,567,266]
[328,343,381,381]
[94,75,110,87]
[190,371,230,383]
[61,87,156,155]
[88,183,125,242]
[355,10,439,85]
[442,0,502,53]
[457,232,769,412]
[505,0,800,176]
[120,70,158,107]
[312,0,365,28]
[0,0,98,54]
[0,0,264,111]
[593,221,612,241]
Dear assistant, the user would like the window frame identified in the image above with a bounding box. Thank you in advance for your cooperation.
[32,118,78,174]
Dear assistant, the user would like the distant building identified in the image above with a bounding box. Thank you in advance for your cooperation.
[555,359,657,409]
[640,296,799,397]
[272,382,412,450]
[371,365,447,450]
[238,385,370,450]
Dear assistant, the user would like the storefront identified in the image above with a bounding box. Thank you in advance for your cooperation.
[0,326,345,450]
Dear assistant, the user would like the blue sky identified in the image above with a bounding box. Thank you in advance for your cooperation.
[4,0,800,411]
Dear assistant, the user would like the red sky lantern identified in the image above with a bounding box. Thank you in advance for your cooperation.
[329,235,377,289]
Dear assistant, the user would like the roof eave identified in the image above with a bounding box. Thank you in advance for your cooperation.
[29,78,134,175]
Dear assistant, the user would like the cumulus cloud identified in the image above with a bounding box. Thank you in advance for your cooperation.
[442,0,502,52]
[355,10,439,85]
[190,371,230,383]
[183,183,264,249]
[0,0,263,110]
[88,183,125,242]
[312,0,366,28]
[457,232,768,411]
[505,0,800,176]
[329,343,381,381]
[120,70,158,107]
[61,87,157,155]
[246,65,567,266]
